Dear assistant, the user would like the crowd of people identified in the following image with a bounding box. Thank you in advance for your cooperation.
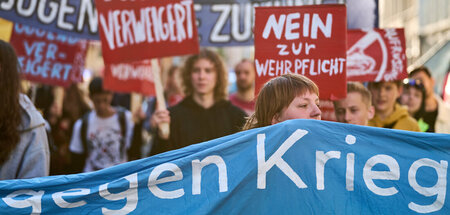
[1,39,450,181]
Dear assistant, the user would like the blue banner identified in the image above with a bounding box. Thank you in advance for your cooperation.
[1,120,449,214]
[0,0,98,40]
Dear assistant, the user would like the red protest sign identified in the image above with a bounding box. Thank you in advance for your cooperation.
[10,24,87,87]
[96,0,199,64]
[254,5,347,100]
[347,28,408,82]
[103,60,155,96]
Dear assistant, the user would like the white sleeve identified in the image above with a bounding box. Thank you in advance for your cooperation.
[69,119,84,154]
[125,111,135,149]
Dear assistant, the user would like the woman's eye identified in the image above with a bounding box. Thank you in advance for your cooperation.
[298,104,307,108]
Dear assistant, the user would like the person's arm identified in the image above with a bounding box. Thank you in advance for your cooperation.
[150,109,171,140]
[69,120,86,173]
[125,111,135,149]
[17,124,50,179]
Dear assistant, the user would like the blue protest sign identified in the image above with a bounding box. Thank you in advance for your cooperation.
[0,0,98,40]
[1,120,449,214]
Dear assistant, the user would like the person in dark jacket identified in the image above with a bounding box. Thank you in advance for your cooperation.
[150,49,247,155]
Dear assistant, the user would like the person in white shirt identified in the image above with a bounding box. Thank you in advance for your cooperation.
[69,77,134,173]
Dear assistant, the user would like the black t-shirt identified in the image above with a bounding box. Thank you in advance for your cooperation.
[150,96,247,155]
[422,108,438,132]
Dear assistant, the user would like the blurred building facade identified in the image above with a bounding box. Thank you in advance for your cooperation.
[379,0,450,96]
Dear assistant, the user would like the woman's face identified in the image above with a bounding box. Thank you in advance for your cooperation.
[272,91,321,124]
[400,87,423,115]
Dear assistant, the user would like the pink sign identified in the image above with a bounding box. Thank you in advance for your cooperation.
[347,28,408,82]
[103,60,155,96]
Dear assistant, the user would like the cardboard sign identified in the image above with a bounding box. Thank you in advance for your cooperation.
[103,60,155,96]
[347,28,408,82]
[254,5,347,100]
[10,24,87,87]
[95,0,199,64]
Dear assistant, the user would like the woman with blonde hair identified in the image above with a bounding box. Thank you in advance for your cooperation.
[243,73,321,130]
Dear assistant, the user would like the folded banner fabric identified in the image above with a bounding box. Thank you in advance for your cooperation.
[1,120,449,214]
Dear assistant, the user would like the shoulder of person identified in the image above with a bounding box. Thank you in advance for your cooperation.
[167,98,190,114]
[19,94,46,132]
[227,101,248,117]
[397,115,421,132]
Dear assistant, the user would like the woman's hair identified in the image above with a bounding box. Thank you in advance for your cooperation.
[0,40,23,165]
[403,78,427,120]
[243,73,319,130]
[165,65,183,94]
[182,49,228,101]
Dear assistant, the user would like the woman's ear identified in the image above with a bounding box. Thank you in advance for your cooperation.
[271,113,280,125]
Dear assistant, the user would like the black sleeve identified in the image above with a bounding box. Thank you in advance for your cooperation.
[231,105,248,131]
[69,152,86,174]
[149,132,171,156]
[127,121,143,161]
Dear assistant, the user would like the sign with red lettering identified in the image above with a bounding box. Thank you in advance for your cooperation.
[254,5,347,100]
[95,0,199,64]
[10,24,87,87]
[347,28,408,82]
[103,60,155,96]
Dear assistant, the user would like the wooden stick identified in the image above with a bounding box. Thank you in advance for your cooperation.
[151,59,170,139]
[130,93,142,123]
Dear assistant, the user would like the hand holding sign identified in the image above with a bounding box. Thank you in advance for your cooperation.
[151,59,170,139]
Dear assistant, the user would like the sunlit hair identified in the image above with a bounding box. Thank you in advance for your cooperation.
[243,73,319,130]
[368,80,402,89]
[402,78,427,119]
[334,82,372,108]
[409,66,432,78]
[165,65,183,93]
[0,40,22,165]
[182,49,228,101]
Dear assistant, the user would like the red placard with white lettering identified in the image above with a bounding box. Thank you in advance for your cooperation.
[10,23,87,87]
[103,60,155,96]
[254,5,347,100]
[347,28,408,82]
[95,0,199,64]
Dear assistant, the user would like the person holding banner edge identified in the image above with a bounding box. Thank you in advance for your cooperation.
[243,73,321,130]
[0,40,50,180]
[150,49,247,155]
